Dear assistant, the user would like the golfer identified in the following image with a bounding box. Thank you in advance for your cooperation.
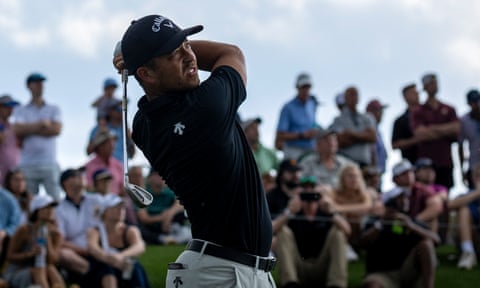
[115,14,276,287]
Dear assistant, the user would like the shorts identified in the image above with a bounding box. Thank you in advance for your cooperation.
[3,265,31,288]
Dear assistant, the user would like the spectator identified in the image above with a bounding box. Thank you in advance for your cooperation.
[299,127,353,189]
[85,130,123,195]
[12,73,62,200]
[87,100,135,163]
[391,83,421,164]
[330,86,377,167]
[136,170,190,245]
[366,99,388,190]
[55,168,105,286]
[91,78,121,127]
[385,160,443,227]
[128,166,145,188]
[241,117,279,183]
[275,73,319,160]
[362,188,439,288]
[411,73,459,190]
[0,94,20,185]
[4,169,32,225]
[458,89,480,189]
[362,166,382,194]
[87,194,150,288]
[0,185,21,270]
[335,92,345,112]
[91,168,114,196]
[273,179,350,288]
[3,194,65,288]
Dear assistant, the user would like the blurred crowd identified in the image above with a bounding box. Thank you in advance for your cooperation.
[0,70,479,288]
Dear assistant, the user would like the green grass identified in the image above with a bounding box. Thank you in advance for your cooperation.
[139,245,480,288]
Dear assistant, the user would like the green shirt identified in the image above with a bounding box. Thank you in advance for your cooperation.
[253,143,279,176]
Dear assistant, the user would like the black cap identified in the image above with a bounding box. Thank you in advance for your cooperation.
[121,15,203,75]
[60,168,81,186]
[26,73,46,85]
[415,158,433,170]
[279,159,301,174]
[466,89,480,104]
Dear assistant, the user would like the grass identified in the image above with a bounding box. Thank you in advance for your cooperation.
[139,245,480,288]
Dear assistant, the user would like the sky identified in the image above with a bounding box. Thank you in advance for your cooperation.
[1,0,479,195]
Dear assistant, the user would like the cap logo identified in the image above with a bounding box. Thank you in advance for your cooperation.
[152,16,174,32]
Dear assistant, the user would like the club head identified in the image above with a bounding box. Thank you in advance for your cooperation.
[125,183,153,208]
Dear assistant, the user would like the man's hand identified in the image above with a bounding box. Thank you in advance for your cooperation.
[106,252,126,270]
[287,195,302,215]
[394,212,414,229]
[113,54,125,74]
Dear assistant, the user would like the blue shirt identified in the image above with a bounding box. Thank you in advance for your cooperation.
[0,187,21,235]
[277,96,318,150]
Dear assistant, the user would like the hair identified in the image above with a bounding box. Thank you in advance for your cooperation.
[134,58,158,88]
[402,83,416,96]
[335,164,367,203]
[4,169,30,212]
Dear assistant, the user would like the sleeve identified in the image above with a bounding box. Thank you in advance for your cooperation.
[447,105,459,122]
[276,105,290,132]
[11,106,25,124]
[51,105,62,123]
[5,197,21,235]
[364,113,376,129]
[391,117,401,142]
[410,106,424,130]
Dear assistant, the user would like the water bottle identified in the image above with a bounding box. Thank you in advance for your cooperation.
[34,224,48,268]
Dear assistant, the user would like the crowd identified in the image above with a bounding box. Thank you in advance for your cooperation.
[0,69,479,288]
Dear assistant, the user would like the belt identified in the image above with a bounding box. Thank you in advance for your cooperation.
[186,239,276,272]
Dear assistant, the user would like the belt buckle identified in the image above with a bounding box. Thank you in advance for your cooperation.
[264,258,276,272]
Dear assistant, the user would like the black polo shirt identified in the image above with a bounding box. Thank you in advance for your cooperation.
[132,66,272,257]
[391,110,418,164]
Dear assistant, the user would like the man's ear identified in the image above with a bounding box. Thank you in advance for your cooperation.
[136,67,152,83]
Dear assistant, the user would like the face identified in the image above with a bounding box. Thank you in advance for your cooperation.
[296,85,311,101]
[8,171,26,194]
[344,87,358,110]
[244,122,259,144]
[301,196,320,214]
[104,86,117,97]
[403,87,419,106]
[281,169,301,185]
[140,40,200,95]
[28,81,44,97]
[96,138,115,157]
[128,167,144,187]
[369,109,383,123]
[0,105,14,120]
[104,204,125,222]
[148,172,166,194]
[37,205,56,222]
[316,134,338,155]
[424,78,438,95]
[95,178,112,195]
[64,174,84,194]
[394,170,415,187]
[342,167,361,190]
[415,167,436,184]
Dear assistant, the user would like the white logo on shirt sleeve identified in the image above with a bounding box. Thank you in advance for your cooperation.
[173,122,185,135]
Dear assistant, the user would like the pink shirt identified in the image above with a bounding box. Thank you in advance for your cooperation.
[0,120,20,184]
[85,155,123,195]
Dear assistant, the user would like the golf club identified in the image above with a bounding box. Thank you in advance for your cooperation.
[115,42,153,208]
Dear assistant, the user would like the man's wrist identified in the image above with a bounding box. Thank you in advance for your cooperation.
[283,208,292,217]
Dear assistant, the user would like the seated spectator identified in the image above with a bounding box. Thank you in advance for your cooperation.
[4,169,31,225]
[55,168,108,287]
[87,194,150,288]
[273,178,350,288]
[362,165,382,194]
[91,168,114,196]
[384,160,443,228]
[124,166,145,225]
[362,188,439,288]
[85,130,123,195]
[4,194,65,288]
[136,170,190,245]
[299,127,353,189]
[0,184,21,269]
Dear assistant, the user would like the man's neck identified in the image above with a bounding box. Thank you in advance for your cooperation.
[31,96,44,106]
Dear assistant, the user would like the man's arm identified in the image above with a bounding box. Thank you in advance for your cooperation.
[13,121,61,138]
[190,40,246,85]
[415,194,443,223]
[347,127,377,143]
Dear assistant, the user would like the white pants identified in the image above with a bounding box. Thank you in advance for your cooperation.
[166,250,277,288]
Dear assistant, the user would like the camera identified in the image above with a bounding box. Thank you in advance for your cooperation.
[299,192,321,202]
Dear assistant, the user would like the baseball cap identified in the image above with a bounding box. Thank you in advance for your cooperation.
[466,89,480,104]
[299,175,317,185]
[0,95,20,107]
[335,92,345,106]
[60,168,82,186]
[279,159,301,173]
[240,117,261,130]
[103,78,118,89]
[26,73,46,85]
[421,73,436,86]
[366,99,388,112]
[382,187,406,204]
[29,194,58,213]
[91,130,117,149]
[392,160,413,177]
[99,194,124,215]
[93,168,113,182]
[414,158,433,170]
[296,73,312,87]
[315,127,336,140]
[121,15,203,75]
[362,165,381,177]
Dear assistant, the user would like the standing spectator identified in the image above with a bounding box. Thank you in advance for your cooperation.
[411,73,459,190]
[85,130,123,195]
[87,100,135,163]
[91,78,121,127]
[335,92,345,112]
[275,73,319,160]
[3,194,65,288]
[242,117,279,186]
[458,89,480,189]
[391,83,421,164]
[136,170,190,245]
[299,127,353,189]
[330,86,377,167]
[273,183,350,288]
[0,185,21,269]
[87,194,150,288]
[362,188,439,288]
[4,169,32,225]
[12,73,62,200]
[0,94,20,185]
[55,168,106,286]
[366,99,388,190]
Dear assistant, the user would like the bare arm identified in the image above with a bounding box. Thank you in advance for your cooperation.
[118,226,145,259]
[14,121,61,138]
[448,189,480,210]
[190,40,246,85]
[332,214,351,236]
[86,228,109,262]
[7,226,38,263]
[347,128,377,143]
[415,195,443,223]
[61,240,89,257]
[46,230,62,264]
